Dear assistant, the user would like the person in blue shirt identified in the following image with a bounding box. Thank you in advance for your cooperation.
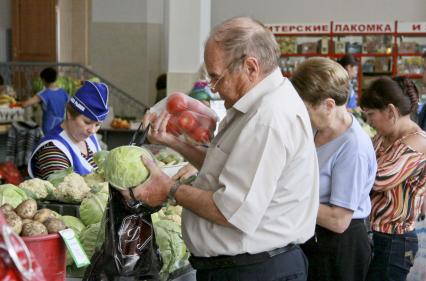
[22,67,69,135]
[291,57,377,281]
[338,54,359,109]
[417,51,426,130]
[28,81,109,178]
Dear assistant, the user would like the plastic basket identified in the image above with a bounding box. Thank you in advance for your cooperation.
[22,233,66,281]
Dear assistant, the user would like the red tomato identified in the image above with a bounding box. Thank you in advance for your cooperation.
[178,111,198,133]
[191,127,212,143]
[166,93,188,114]
[166,115,182,136]
[189,99,218,121]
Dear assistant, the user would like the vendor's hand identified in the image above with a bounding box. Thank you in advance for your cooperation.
[145,111,178,146]
[172,163,198,181]
[120,156,174,207]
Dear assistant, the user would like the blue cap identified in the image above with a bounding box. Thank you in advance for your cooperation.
[69,81,109,121]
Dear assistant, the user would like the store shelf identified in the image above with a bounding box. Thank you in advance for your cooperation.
[359,53,393,57]
[269,20,426,97]
[363,72,393,76]
[280,53,329,57]
[396,73,423,79]
[397,53,425,56]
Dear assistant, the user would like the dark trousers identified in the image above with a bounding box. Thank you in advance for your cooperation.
[366,230,418,281]
[195,245,308,281]
[301,219,372,281]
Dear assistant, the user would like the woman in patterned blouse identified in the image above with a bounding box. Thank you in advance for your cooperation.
[360,76,426,281]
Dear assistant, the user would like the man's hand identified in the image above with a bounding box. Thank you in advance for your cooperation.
[145,111,179,146]
[172,163,198,181]
[120,156,174,207]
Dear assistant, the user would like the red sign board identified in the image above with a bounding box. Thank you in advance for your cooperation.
[398,22,426,33]
[333,22,394,33]
[266,23,330,34]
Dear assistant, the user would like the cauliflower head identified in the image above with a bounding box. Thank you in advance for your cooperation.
[52,172,91,203]
[19,178,56,200]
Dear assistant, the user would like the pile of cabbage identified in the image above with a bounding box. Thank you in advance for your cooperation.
[1,145,191,278]
[0,181,108,275]
[152,205,190,281]
[17,167,92,204]
[63,187,107,275]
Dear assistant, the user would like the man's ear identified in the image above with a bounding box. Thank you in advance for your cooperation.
[244,56,260,81]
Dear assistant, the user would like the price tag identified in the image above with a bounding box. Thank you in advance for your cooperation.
[59,229,90,268]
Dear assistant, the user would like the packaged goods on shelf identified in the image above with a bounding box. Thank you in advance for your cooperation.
[299,42,318,54]
[373,57,392,72]
[277,37,297,54]
[399,41,419,53]
[319,37,329,54]
[362,35,392,53]
[271,20,426,96]
[397,57,424,74]
[362,60,375,73]
[346,42,363,54]
[335,40,346,54]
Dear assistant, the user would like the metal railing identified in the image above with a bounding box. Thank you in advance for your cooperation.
[0,62,148,119]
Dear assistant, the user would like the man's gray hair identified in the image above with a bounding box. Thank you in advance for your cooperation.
[208,17,280,75]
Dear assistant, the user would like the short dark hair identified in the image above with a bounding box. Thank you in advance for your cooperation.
[337,54,358,68]
[422,51,426,58]
[66,103,81,119]
[40,67,57,83]
[155,73,167,90]
[360,76,418,116]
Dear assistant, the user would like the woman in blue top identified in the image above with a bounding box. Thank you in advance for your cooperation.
[21,67,69,135]
[337,53,359,109]
[28,80,109,178]
[291,57,377,281]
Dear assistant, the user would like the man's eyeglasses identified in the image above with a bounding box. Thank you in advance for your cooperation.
[206,55,246,92]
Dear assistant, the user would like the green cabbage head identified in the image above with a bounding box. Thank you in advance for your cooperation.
[0,184,28,208]
[80,222,102,259]
[93,150,109,177]
[103,146,153,190]
[62,216,85,236]
[79,192,108,226]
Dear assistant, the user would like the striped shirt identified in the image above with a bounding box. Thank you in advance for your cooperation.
[370,131,426,234]
[33,141,97,180]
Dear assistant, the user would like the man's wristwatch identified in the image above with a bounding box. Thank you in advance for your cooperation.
[167,181,182,206]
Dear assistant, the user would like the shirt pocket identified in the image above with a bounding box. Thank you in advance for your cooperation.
[195,145,229,190]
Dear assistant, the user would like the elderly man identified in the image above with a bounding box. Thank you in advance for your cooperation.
[125,17,319,281]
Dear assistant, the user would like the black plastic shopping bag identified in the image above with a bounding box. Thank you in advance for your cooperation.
[83,187,161,281]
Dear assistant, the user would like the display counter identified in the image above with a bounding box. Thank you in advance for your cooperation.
[99,125,137,149]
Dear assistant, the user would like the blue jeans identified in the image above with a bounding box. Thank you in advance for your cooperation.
[195,246,308,281]
[366,231,418,281]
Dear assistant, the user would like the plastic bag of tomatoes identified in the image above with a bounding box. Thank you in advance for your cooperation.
[150,92,218,144]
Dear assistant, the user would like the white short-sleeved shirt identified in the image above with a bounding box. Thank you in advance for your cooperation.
[182,68,319,257]
[317,117,377,219]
